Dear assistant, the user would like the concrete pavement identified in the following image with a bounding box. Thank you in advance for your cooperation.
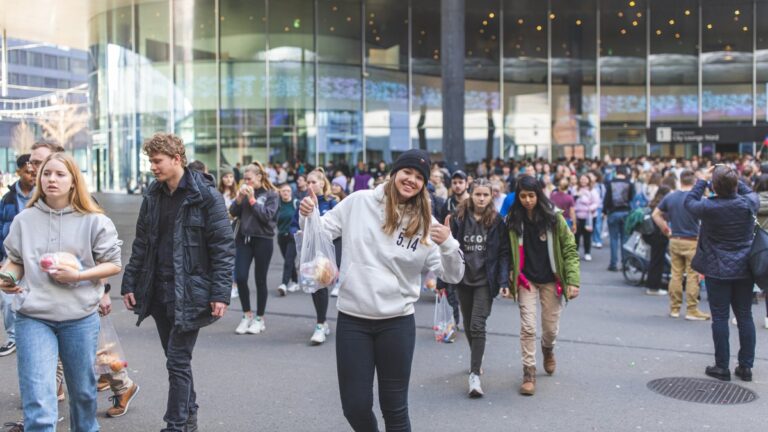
[1,192,767,431]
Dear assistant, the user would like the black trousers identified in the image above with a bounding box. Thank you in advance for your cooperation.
[575,218,593,254]
[457,284,493,375]
[643,231,668,290]
[277,234,298,285]
[337,312,415,432]
[150,299,200,432]
[235,236,273,315]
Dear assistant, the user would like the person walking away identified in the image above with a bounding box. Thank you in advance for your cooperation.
[505,175,580,396]
[298,149,464,431]
[604,165,635,271]
[643,186,672,296]
[121,133,234,431]
[290,169,338,344]
[589,171,606,249]
[684,165,758,382]
[449,178,510,397]
[0,154,35,357]
[229,162,279,335]
[276,184,300,296]
[1,153,122,432]
[573,174,600,262]
[653,170,710,319]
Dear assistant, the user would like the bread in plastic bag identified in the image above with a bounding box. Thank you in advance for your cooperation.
[299,207,338,293]
[433,291,456,343]
[94,315,128,375]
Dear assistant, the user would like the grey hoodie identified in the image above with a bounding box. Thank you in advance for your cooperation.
[4,200,122,321]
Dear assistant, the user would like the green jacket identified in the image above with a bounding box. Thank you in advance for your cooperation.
[508,213,581,301]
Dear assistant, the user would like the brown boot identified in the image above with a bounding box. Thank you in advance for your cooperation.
[542,346,556,375]
[97,375,110,392]
[519,366,536,396]
[106,383,140,418]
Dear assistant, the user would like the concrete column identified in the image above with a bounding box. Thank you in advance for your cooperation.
[441,0,465,171]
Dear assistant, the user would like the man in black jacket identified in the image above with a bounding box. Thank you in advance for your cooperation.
[122,133,235,432]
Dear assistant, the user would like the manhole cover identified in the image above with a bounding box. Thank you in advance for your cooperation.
[648,377,757,405]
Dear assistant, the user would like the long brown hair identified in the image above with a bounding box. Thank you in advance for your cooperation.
[456,178,498,228]
[382,178,431,244]
[218,172,237,198]
[246,161,276,191]
[28,153,103,214]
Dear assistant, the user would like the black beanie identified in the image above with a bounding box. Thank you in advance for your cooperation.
[390,149,431,181]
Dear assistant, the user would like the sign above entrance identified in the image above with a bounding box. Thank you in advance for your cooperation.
[647,126,768,144]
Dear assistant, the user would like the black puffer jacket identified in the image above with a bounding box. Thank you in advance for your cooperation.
[450,213,510,298]
[121,168,235,331]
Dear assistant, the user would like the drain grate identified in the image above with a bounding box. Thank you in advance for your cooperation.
[648,377,757,405]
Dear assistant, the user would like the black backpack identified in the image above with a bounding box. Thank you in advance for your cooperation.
[749,221,768,291]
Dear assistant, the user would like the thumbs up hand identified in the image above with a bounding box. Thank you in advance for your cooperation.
[299,187,319,217]
[429,214,453,245]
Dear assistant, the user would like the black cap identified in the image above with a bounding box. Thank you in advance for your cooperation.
[390,149,431,181]
[16,154,30,169]
[451,170,467,180]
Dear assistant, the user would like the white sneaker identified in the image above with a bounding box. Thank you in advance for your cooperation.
[644,289,668,296]
[247,317,266,334]
[595,242,603,249]
[330,285,339,297]
[310,323,330,345]
[584,254,592,262]
[468,373,484,398]
[277,284,287,297]
[287,282,300,292]
[235,316,251,335]
[230,285,239,299]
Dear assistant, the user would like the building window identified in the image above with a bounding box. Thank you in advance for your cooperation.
[58,57,70,71]
[44,54,58,69]
[70,58,87,75]
[30,52,43,68]
[44,77,58,88]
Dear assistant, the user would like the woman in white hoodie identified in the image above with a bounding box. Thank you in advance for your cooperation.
[0,153,122,432]
[299,149,464,432]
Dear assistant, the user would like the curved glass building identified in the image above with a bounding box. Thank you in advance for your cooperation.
[87,0,768,191]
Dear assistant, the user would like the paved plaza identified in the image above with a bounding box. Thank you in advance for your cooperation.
[1,193,767,431]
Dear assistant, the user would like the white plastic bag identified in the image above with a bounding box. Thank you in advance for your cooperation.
[94,315,128,376]
[299,207,338,294]
[421,270,437,292]
[433,291,456,343]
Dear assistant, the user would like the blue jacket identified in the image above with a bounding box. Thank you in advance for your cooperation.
[0,183,22,261]
[684,179,759,280]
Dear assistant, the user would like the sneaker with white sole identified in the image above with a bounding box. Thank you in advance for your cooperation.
[0,341,16,357]
[645,289,668,296]
[584,254,592,262]
[468,373,484,398]
[277,284,287,297]
[247,317,266,334]
[310,323,330,345]
[685,310,711,321]
[235,316,252,335]
[230,285,239,299]
[288,282,300,292]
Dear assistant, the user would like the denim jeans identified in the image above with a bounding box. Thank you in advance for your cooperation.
[607,211,629,269]
[150,300,200,432]
[16,312,100,432]
[592,207,603,245]
[337,312,415,432]
[0,290,15,343]
[706,277,756,369]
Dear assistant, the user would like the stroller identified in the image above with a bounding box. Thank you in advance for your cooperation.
[622,231,671,286]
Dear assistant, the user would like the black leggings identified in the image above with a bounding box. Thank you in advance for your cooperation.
[575,218,593,254]
[643,231,668,290]
[337,312,415,432]
[457,284,493,375]
[235,236,273,316]
[312,289,328,323]
[277,234,298,285]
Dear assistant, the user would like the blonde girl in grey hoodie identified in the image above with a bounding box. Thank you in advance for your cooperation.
[299,149,464,432]
[0,153,122,432]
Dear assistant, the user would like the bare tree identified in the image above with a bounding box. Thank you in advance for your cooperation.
[37,101,89,150]
[11,119,35,154]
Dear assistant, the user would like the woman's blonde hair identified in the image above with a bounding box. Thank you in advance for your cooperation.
[245,161,276,191]
[308,169,334,200]
[28,153,103,214]
[382,177,431,244]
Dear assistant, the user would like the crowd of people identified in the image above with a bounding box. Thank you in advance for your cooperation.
[0,136,765,431]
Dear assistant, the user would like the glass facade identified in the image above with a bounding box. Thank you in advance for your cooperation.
[89,0,768,191]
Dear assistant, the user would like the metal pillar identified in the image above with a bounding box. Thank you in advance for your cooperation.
[441,0,465,170]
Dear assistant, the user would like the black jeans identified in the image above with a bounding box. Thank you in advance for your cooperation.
[643,231,668,290]
[575,218,593,254]
[277,234,298,285]
[337,312,415,432]
[150,297,200,432]
[706,277,756,369]
[312,288,329,323]
[235,236,273,315]
[457,284,493,374]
